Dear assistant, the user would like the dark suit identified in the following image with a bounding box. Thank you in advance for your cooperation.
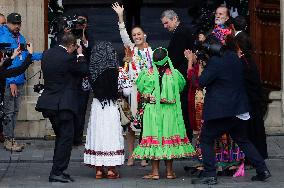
[168,23,194,139]
[36,46,88,176]
[73,40,91,145]
[198,50,268,177]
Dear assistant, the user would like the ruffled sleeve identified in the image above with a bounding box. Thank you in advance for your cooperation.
[136,69,155,94]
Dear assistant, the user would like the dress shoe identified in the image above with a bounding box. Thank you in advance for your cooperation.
[251,170,271,181]
[62,172,75,182]
[49,174,70,183]
[191,176,218,185]
[73,141,84,147]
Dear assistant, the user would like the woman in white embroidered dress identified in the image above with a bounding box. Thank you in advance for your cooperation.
[112,2,153,167]
[84,41,131,179]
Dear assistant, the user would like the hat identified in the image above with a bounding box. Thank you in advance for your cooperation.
[7,13,22,23]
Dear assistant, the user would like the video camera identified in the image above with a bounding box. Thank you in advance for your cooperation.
[193,40,223,62]
[58,15,86,39]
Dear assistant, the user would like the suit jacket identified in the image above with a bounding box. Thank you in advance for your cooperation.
[36,46,88,115]
[168,23,194,78]
[199,50,249,121]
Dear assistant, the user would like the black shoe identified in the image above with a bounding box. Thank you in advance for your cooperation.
[191,176,218,185]
[49,174,70,183]
[73,141,84,146]
[62,172,75,182]
[251,170,271,181]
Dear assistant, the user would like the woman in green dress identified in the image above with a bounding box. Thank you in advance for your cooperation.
[132,47,195,179]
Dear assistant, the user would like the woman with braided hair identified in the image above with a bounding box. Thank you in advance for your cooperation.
[84,41,131,179]
[132,47,195,180]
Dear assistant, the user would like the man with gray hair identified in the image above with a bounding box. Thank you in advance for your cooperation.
[161,9,194,140]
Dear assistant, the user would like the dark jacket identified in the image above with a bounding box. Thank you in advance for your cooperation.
[168,23,194,78]
[36,46,88,115]
[0,54,33,101]
[0,54,32,80]
[199,50,249,121]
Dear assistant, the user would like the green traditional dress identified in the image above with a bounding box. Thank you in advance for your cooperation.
[132,55,195,160]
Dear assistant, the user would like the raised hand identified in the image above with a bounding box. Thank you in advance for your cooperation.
[10,47,22,60]
[111,2,124,16]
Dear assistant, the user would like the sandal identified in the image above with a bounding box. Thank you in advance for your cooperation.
[140,160,148,167]
[107,169,120,179]
[142,174,159,180]
[166,173,176,179]
[127,158,134,166]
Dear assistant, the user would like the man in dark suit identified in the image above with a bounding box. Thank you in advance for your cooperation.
[36,33,89,183]
[191,49,271,185]
[161,10,194,139]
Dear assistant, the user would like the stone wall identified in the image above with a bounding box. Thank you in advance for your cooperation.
[0,0,52,138]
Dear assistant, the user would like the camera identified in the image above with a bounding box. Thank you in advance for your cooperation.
[0,43,13,58]
[33,83,44,94]
[19,43,30,51]
[58,15,86,39]
[193,40,223,62]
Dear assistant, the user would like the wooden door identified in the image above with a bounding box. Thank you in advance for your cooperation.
[249,0,280,89]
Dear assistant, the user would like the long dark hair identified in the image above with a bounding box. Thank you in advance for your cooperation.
[92,68,119,106]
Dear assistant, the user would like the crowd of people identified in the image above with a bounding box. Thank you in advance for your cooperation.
[0,0,271,185]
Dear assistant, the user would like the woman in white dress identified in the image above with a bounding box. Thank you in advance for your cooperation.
[112,2,153,167]
[84,41,131,179]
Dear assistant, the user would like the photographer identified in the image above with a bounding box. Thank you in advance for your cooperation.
[189,36,271,185]
[36,32,89,183]
[0,13,42,151]
[0,45,34,144]
[70,14,91,146]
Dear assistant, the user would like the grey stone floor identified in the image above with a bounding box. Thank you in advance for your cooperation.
[0,136,283,187]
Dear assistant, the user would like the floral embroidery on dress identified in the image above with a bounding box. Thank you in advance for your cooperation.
[84,149,125,156]
[130,47,152,82]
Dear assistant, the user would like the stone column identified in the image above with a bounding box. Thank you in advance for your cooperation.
[264,1,284,134]
[0,0,52,138]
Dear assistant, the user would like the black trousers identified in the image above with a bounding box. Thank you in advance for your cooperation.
[45,110,75,176]
[74,90,89,144]
[200,116,268,177]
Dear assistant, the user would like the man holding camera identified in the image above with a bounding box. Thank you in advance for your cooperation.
[186,42,271,185]
[36,33,89,183]
[73,15,91,146]
[0,13,42,151]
